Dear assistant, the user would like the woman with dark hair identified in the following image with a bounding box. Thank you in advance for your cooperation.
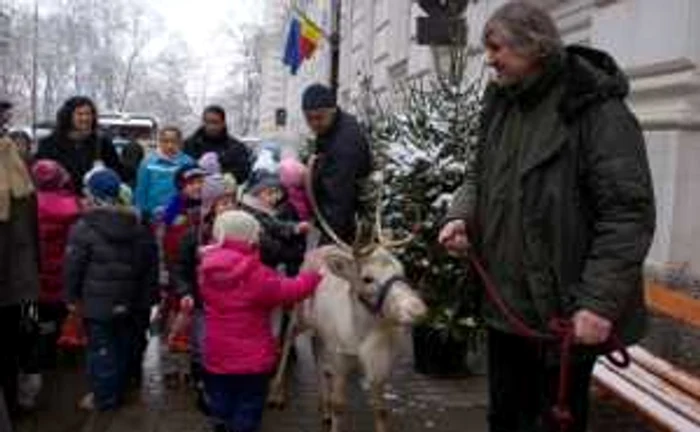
[35,96,122,193]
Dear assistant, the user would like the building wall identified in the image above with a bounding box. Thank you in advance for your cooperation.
[258,0,333,145]
[258,0,700,272]
[333,0,700,273]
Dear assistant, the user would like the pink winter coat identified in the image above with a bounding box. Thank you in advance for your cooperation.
[37,191,81,303]
[199,239,321,375]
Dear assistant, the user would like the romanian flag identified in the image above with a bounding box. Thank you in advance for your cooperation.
[283,13,324,75]
[300,16,322,59]
[283,17,303,75]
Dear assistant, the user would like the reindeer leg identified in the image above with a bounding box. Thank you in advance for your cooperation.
[267,309,298,409]
[312,336,333,425]
[370,381,390,432]
[329,371,348,432]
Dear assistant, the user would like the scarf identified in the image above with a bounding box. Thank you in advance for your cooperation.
[0,136,34,221]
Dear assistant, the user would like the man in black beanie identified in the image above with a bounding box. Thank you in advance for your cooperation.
[302,83,371,244]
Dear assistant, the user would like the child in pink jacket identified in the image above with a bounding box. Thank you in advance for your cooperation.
[198,209,323,432]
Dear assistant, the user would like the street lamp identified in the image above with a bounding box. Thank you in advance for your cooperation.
[416,0,469,85]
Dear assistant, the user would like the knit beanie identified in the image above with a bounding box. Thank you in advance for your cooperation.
[302,83,336,111]
[251,142,281,176]
[279,157,307,189]
[213,210,261,245]
[247,172,282,196]
[31,159,72,191]
[174,164,206,190]
[201,173,237,216]
[198,152,221,175]
[84,168,121,205]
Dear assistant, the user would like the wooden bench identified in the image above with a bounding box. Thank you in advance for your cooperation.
[592,280,700,431]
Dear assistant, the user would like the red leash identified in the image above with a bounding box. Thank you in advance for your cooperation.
[467,253,630,431]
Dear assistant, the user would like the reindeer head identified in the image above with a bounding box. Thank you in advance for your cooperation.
[322,246,427,325]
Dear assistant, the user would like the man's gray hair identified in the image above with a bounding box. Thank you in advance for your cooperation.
[483,1,563,59]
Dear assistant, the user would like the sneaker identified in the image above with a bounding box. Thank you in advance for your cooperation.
[78,393,95,411]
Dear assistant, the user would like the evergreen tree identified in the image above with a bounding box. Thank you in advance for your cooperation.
[368,73,483,340]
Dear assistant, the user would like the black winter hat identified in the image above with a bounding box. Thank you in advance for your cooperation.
[302,83,336,111]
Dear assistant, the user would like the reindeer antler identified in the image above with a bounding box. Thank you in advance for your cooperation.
[306,155,360,255]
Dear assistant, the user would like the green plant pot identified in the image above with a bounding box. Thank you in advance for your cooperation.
[412,324,470,377]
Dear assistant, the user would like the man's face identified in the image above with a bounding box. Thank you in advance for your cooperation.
[203,112,226,137]
[304,108,336,136]
[484,31,541,86]
[72,104,94,133]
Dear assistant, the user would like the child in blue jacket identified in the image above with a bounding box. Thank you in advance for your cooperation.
[134,127,193,222]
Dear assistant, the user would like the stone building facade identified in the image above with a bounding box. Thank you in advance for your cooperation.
[259,0,700,274]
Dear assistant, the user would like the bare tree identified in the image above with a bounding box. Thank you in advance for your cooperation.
[211,24,264,136]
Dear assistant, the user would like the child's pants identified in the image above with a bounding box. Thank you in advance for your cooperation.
[203,372,270,432]
[85,317,133,410]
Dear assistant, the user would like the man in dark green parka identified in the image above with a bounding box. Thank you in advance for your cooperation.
[439,2,655,432]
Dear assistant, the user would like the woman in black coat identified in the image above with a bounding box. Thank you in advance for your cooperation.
[36,96,122,193]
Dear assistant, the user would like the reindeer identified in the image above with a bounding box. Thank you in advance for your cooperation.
[268,158,427,432]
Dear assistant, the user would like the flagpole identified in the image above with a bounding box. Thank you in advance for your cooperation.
[329,0,341,95]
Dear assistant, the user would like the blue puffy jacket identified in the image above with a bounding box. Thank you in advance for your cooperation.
[134,152,193,218]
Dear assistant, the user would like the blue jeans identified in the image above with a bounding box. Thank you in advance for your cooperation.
[203,372,269,432]
[85,317,133,411]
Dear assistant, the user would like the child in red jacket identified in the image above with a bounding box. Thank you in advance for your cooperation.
[199,210,323,432]
[31,159,81,369]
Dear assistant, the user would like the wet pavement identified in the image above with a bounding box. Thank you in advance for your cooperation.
[15,334,489,432]
[14,333,654,432]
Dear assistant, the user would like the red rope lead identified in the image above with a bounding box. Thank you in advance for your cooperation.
[467,253,630,432]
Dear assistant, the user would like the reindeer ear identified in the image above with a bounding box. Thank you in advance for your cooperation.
[324,253,359,283]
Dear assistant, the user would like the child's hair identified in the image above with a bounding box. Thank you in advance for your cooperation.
[159,126,183,141]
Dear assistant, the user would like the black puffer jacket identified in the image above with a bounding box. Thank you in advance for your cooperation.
[65,207,158,320]
[312,110,372,243]
[240,195,301,269]
[184,128,252,184]
[36,133,123,194]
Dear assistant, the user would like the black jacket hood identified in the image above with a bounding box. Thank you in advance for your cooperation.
[559,45,630,121]
[83,207,141,242]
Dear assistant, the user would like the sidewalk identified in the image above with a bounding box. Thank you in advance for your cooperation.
[14,333,653,432]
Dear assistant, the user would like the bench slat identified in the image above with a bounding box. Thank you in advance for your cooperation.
[629,346,700,401]
[593,361,700,431]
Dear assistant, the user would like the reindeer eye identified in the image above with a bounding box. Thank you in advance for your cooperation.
[362,276,375,285]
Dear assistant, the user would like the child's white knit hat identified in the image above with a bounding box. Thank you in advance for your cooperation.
[213,210,261,245]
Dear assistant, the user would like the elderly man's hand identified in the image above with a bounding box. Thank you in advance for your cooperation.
[572,309,612,345]
[438,220,471,257]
